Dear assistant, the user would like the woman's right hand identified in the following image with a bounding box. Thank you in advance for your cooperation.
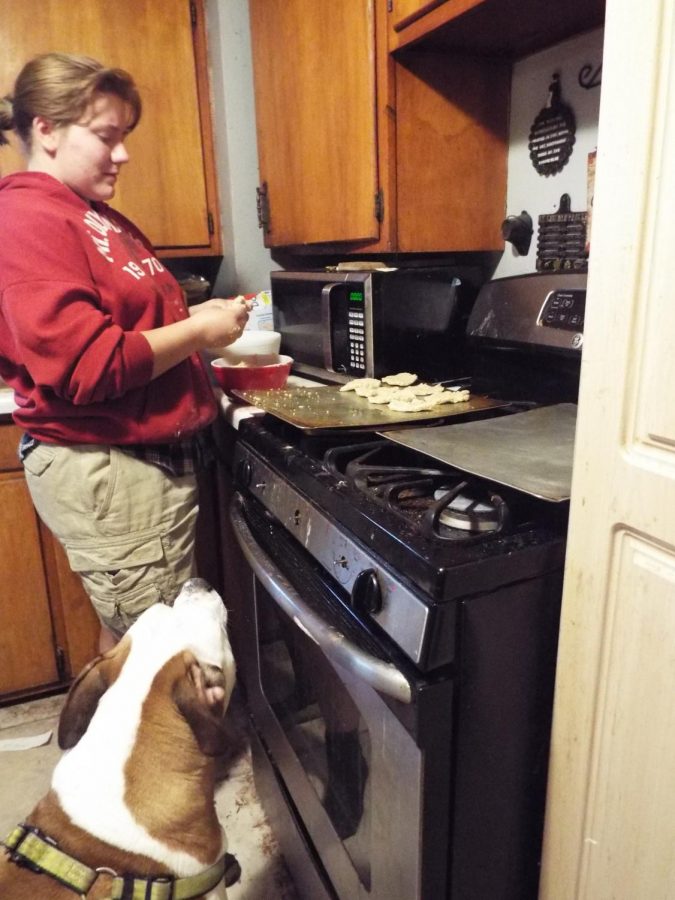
[141,295,252,380]
[189,296,251,348]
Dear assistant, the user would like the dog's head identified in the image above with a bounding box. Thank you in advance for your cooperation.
[57,578,236,757]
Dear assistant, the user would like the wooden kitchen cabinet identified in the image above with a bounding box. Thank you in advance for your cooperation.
[248,0,383,248]
[0,0,220,258]
[249,0,606,254]
[248,0,508,253]
[0,423,99,702]
[388,0,605,56]
[389,0,482,36]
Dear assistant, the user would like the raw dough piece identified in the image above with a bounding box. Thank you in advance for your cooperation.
[410,383,444,396]
[434,389,471,404]
[382,372,418,387]
[354,382,381,397]
[389,397,434,413]
[368,387,402,404]
[397,383,443,399]
[339,377,381,393]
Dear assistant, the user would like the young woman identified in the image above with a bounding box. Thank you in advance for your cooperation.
[0,52,249,650]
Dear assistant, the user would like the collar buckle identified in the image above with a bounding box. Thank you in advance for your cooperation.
[118,871,175,900]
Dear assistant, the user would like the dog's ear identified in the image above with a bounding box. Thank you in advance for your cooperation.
[173,651,232,756]
[58,637,131,749]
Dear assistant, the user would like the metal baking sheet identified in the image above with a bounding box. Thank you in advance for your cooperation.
[381,403,577,501]
[231,385,509,432]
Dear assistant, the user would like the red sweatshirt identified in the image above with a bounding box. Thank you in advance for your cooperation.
[0,172,217,445]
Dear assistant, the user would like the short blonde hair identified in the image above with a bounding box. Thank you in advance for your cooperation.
[0,52,141,149]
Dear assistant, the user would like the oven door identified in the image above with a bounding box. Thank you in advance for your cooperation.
[230,493,453,900]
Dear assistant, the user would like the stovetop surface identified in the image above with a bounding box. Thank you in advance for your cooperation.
[237,415,569,601]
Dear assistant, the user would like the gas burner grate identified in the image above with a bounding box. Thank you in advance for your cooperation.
[327,442,510,540]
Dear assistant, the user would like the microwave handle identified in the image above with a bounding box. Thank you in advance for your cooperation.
[320,283,342,371]
[231,498,412,704]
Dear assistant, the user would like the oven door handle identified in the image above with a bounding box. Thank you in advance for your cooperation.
[231,499,413,704]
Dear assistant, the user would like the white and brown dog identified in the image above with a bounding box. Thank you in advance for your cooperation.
[0,577,238,900]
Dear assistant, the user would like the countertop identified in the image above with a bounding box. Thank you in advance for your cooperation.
[0,375,323,426]
[0,389,15,416]
[217,374,324,428]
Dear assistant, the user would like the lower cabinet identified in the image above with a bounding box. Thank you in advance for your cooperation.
[0,422,100,701]
[0,419,225,703]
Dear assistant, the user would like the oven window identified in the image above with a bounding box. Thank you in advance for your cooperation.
[256,587,372,889]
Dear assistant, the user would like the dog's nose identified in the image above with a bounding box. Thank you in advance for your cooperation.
[181,577,213,595]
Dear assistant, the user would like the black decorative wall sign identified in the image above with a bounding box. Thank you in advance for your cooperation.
[536,193,588,272]
[528,73,576,176]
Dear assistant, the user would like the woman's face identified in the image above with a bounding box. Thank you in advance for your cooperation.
[39,93,133,202]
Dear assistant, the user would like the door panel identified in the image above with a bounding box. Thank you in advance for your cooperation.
[249,0,379,247]
[540,1,675,896]
[0,474,58,693]
[0,0,210,251]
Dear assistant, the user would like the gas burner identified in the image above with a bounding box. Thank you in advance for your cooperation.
[325,441,511,539]
[431,487,508,534]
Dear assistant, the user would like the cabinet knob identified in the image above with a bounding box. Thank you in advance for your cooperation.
[501,210,533,255]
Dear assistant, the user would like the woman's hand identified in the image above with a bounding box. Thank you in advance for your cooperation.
[141,295,252,380]
[188,296,251,348]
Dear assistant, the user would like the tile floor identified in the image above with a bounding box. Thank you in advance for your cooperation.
[0,689,299,899]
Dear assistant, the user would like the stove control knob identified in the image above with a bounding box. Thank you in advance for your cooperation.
[235,458,252,489]
[351,569,382,615]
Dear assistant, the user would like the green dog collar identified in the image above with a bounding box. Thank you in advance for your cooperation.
[3,822,227,899]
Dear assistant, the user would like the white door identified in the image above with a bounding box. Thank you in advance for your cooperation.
[540,1,675,897]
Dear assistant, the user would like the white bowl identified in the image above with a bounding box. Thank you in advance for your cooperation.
[214,330,282,366]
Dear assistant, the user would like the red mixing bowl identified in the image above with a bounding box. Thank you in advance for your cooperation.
[211,355,293,393]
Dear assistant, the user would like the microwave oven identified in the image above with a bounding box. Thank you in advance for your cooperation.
[270,268,477,384]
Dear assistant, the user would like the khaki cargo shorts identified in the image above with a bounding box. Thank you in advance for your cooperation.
[23,443,198,637]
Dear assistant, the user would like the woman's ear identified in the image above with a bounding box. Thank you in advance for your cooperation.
[32,115,60,154]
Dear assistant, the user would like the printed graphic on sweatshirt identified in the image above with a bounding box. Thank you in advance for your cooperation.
[83,208,166,285]
[83,209,122,263]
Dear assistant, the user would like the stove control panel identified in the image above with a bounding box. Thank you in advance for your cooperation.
[539,288,586,332]
[467,272,587,354]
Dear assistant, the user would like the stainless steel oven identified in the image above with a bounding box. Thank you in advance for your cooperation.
[227,273,586,900]
[231,492,454,900]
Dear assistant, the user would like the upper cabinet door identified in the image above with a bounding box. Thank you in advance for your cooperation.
[389,0,478,33]
[249,0,380,248]
[0,0,220,256]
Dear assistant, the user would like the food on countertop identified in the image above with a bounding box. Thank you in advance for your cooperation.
[354,381,382,397]
[339,377,381,393]
[388,397,434,412]
[335,374,471,413]
[397,383,444,399]
[381,372,418,386]
[434,389,471,404]
[367,386,402,404]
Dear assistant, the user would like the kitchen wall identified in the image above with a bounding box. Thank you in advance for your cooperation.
[495,27,604,279]
[205,0,275,296]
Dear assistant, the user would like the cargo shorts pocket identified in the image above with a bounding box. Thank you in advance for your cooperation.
[65,532,165,574]
[65,532,167,633]
[21,442,57,478]
[91,583,164,635]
